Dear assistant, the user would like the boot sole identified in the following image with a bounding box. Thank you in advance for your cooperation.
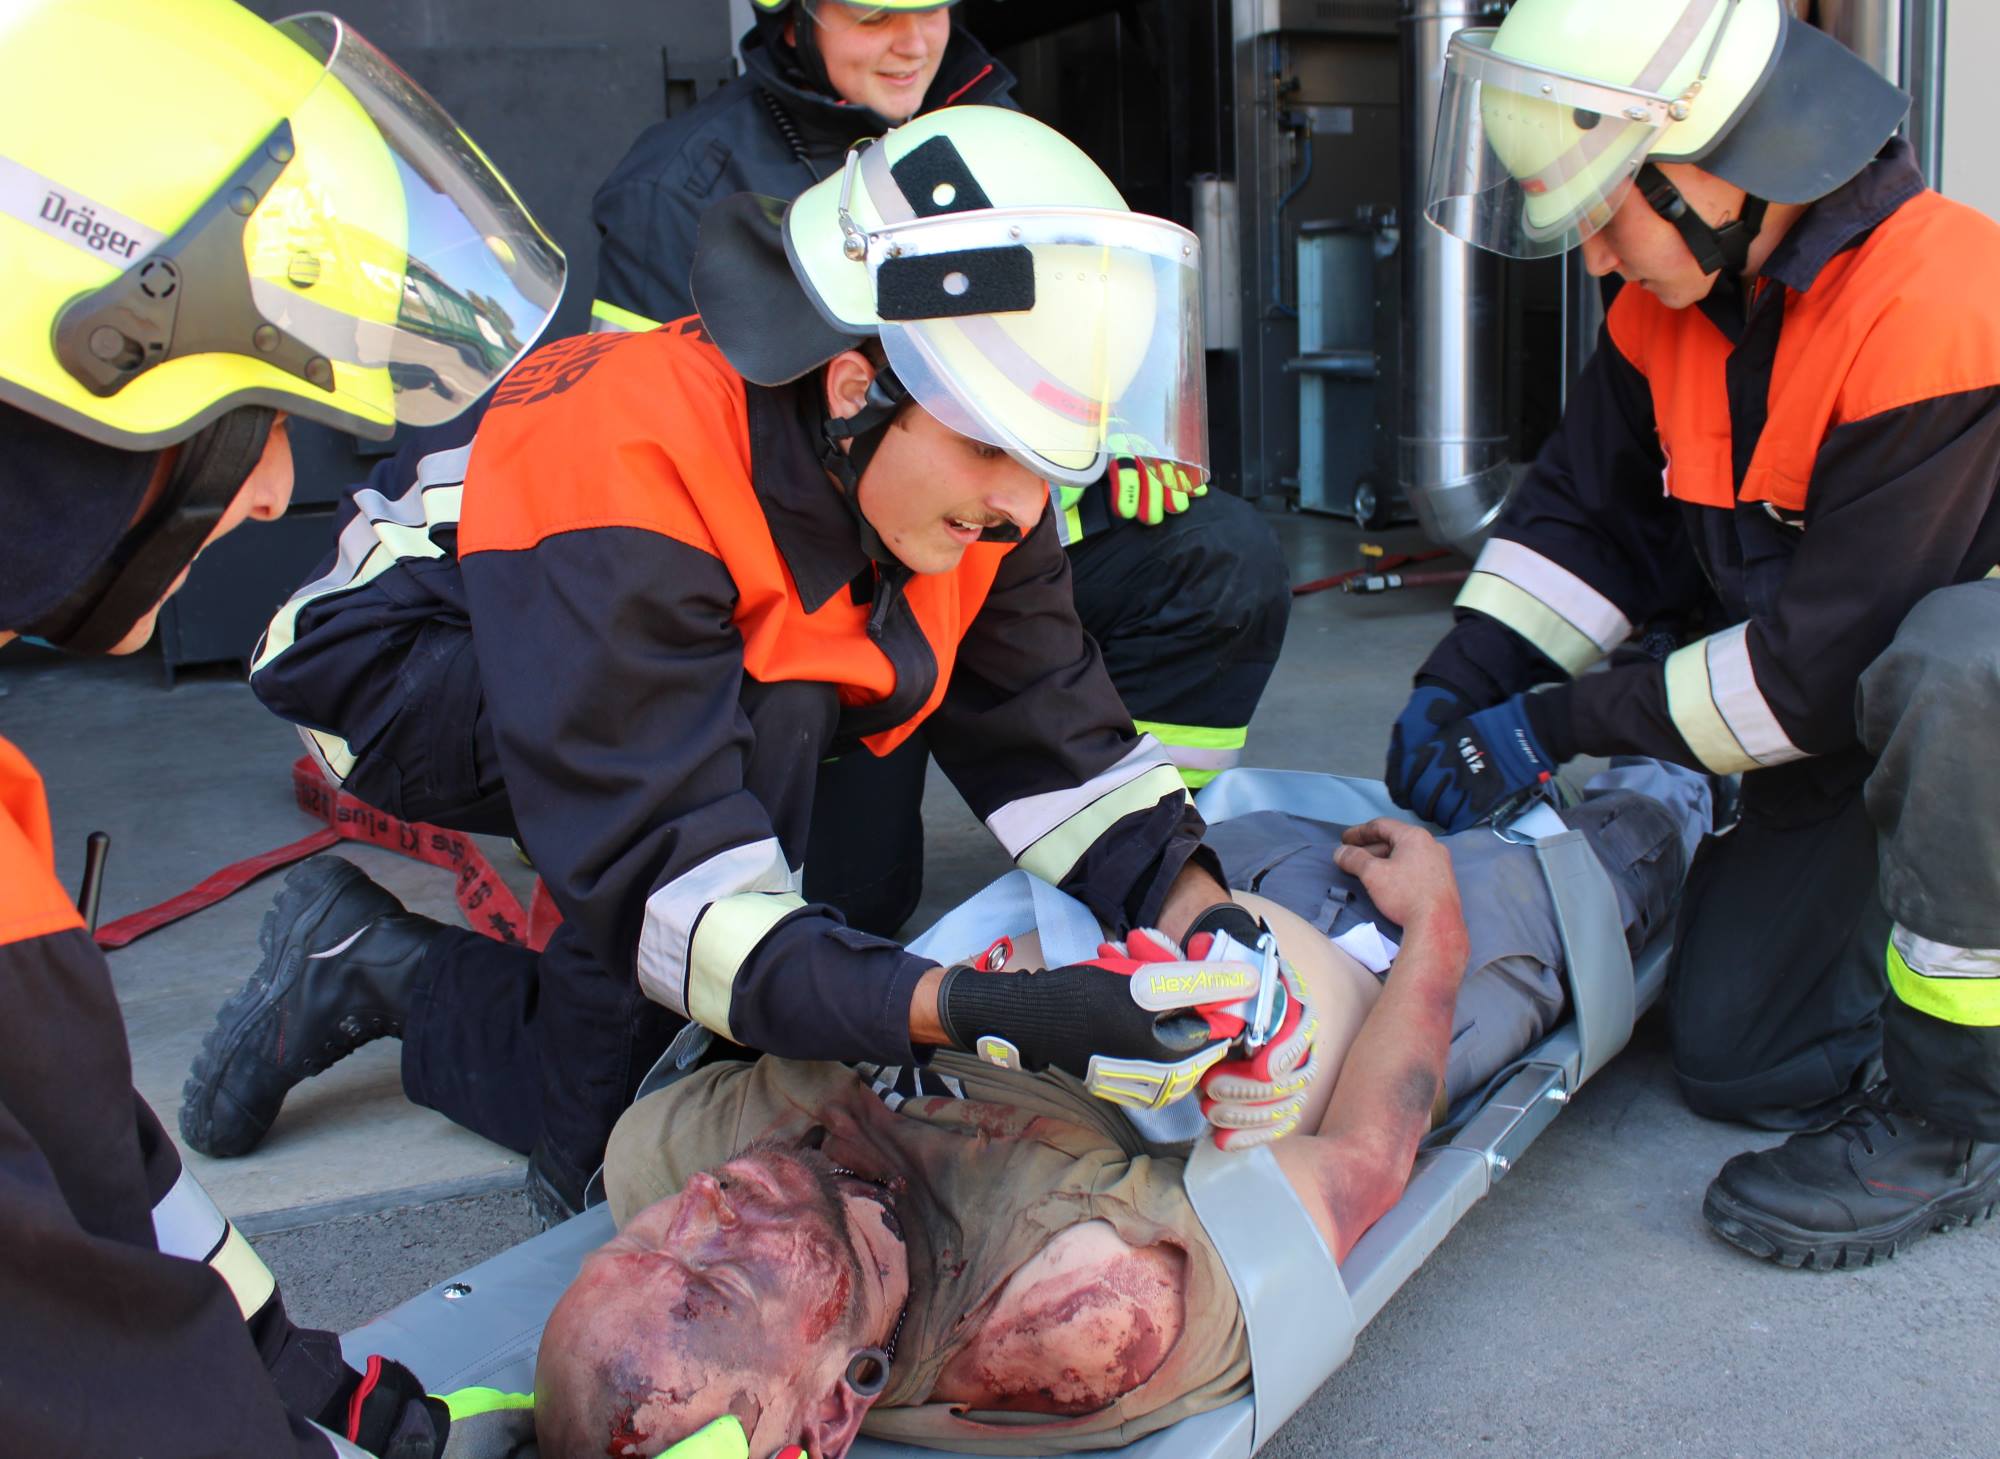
[1703,1176,2000,1271]
[178,857,381,1158]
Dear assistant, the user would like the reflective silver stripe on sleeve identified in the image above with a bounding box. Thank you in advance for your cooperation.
[251,444,471,673]
[1455,538,1634,677]
[1704,622,1806,767]
[298,724,358,783]
[152,1166,277,1319]
[985,737,1189,886]
[1664,637,1755,775]
[1162,743,1242,773]
[637,838,801,1018]
[1665,625,1807,775]
[152,1165,227,1262]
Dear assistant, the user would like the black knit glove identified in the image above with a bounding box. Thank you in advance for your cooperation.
[938,962,1203,1075]
[939,931,1255,1109]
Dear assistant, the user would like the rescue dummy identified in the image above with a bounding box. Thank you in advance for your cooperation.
[1392,0,2000,1268]
[542,817,1470,1459]
[381,772,1703,1459]
[0,1,564,1453]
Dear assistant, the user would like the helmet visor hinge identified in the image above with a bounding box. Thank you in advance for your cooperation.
[52,119,334,401]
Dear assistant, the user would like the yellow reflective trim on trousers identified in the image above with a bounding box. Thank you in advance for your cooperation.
[441,1387,535,1421]
[1456,572,1606,677]
[1018,762,1188,885]
[1888,942,2000,1026]
[1663,640,1759,775]
[589,297,662,333]
[1131,720,1248,751]
[687,891,809,1040]
[1133,720,1245,789]
[208,1222,277,1319]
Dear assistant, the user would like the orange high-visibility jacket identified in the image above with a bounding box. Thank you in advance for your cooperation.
[1425,140,2000,780]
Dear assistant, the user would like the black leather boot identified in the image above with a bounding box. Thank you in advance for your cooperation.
[1703,1081,2000,1270]
[180,856,445,1158]
[524,1139,589,1231]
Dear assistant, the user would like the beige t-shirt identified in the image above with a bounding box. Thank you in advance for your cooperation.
[604,1052,1251,1455]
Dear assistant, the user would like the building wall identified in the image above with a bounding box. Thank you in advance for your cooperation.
[1943,3,1999,217]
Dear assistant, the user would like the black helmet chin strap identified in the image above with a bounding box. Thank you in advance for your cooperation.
[24,405,275,654]
[816,361,1026,612]
[819,363,912,572]
[1637,163,1770,278]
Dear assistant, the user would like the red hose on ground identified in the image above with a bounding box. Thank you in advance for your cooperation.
[1291,548,1452,597]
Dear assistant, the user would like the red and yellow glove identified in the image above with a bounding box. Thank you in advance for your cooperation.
[1107,451,1205,527]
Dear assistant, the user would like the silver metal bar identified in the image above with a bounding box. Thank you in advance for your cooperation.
[1904,0,1947,186]
[1398,0,1510,553]
[1817,0,1902,86]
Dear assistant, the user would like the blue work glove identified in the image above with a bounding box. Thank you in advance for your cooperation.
[1385,679,1476,808]
[1403,694,1559,832]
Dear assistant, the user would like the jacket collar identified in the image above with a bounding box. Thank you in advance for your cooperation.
[1757,137,1927,295]
[738,23,1015,151]
[744,377,874,613]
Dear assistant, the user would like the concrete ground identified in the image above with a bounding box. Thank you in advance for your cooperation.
[8,512,1996,1456]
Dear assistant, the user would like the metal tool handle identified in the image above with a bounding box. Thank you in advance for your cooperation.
[77,830,110,934]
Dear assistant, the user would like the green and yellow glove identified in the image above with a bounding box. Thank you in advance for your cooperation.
[428,1391,791,1459]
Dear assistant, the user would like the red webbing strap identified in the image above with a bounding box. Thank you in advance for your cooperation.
[92,757,559,953]
[93,827,339,950]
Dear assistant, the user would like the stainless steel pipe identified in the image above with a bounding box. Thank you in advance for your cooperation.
[1398,0,1509,554]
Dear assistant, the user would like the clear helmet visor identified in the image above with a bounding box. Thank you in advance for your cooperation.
[870,209,1208,486]
[244,15,565,429]
[800,0,957,30]
[1425,31,1671,260]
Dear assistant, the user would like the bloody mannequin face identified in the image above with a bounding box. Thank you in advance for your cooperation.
[535,1140,909,1459]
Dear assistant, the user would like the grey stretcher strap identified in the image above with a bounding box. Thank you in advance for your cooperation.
[1182,1138,1356,1453]
[1533,828,1637,1086]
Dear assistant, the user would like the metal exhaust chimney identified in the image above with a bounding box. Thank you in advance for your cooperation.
[1399,0,1508,555]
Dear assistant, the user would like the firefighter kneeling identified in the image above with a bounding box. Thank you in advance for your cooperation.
[1392,0,2000,1269]
[184,108,1300,1224]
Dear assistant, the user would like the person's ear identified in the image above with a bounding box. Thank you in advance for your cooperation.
[822,351,877,424]
[799,1348,890,1459]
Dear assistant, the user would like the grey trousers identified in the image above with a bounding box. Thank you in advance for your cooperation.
[1205,765,1702,1105]
[1669,580,2000,1139]
[1859,580,2000,1139]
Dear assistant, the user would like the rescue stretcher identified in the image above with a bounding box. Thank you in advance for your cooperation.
[343,770,1670,1458]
